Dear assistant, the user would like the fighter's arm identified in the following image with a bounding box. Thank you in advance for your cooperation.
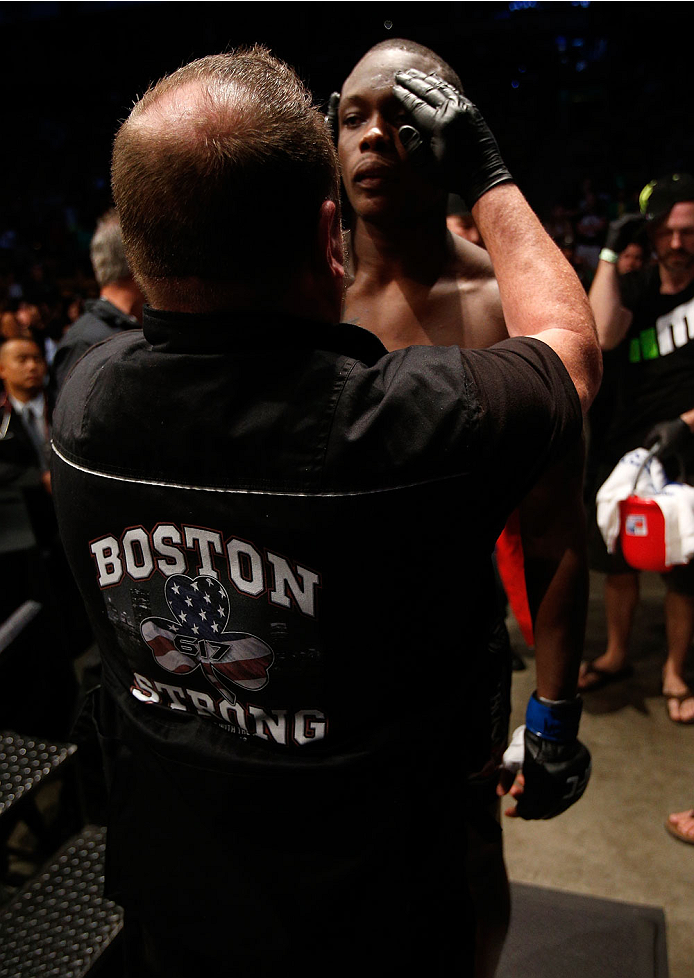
[396,69,595,697]
[518,439,588,702]
[394,70,596,820]
[497,457,594,823]
[454,228,589,700]
[463,242,588,702]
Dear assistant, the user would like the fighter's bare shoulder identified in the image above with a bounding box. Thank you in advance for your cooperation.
[447,235,507,349]
[342,232,507,351]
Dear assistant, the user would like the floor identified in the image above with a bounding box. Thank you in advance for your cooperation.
[501,570,694,978]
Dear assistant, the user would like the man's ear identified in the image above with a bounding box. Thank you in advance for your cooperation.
[317,199,345,284]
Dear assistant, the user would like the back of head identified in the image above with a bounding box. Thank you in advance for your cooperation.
[112,46,339,306]
[89,209,131,288]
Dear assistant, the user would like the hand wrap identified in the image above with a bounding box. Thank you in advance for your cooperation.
[393,69,513,207]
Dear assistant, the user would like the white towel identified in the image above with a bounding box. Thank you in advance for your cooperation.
[596,448,694,565]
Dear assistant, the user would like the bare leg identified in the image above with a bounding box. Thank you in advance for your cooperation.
[602,571,640,666]
[662,590,694,722]
[579,572,639,688]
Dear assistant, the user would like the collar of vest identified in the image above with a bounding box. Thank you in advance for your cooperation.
[85,297,138,331]
[142,306,388,366]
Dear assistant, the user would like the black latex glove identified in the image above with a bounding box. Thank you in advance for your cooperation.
[604,214,646,254]
[325,92,340,144]
[516,728,591,820]
[393,68,513,207]
[643,417,693,461]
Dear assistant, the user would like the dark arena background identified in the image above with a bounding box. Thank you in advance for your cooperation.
[0,4,692,977]
[0,0,691,286]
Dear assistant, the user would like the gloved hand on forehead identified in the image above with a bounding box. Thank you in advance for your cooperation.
[393,68,513,208]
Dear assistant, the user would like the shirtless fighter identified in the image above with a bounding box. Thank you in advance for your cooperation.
[332,39,592,977]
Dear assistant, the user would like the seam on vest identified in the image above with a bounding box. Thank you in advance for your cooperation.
[52,442,465,498]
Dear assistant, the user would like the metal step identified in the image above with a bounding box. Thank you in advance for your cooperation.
[0,732,77,819]
[0,824,123,978]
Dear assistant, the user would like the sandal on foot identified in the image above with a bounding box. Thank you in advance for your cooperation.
[578,661,633,692]
[665,810,694,845]
[663,688,694,725]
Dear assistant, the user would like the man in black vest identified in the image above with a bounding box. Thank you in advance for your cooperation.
[51,47,601,977]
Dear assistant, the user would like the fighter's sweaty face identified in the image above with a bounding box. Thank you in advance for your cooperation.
[338,50,439,218]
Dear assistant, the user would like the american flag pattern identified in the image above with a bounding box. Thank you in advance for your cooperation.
[140,575,274,703]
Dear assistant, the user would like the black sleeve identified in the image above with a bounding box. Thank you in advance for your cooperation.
[459,336,583,512]
[51,339,92,393]
[329,335,581,515]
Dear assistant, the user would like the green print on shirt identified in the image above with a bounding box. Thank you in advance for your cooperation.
[629,327,660,363]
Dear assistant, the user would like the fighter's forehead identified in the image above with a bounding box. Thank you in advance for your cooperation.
[341,49,436,101]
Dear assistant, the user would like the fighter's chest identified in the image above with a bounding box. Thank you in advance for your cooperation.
[343,279,469,351]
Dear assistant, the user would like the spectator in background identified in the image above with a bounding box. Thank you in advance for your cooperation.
[0,335,83,739]
[584,216,648,496]
[1,306,25,340]
[51,209,144,391]
[15,299,44,341]
[558,238,593,291]
[0,337,54,609]
[0,337,52,489]
[574,180,608,275]
[581,174,694,724]
[616,238,647,275]
[544,201,576,250]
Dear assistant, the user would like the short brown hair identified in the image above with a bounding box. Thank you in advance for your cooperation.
[112,46,339,296]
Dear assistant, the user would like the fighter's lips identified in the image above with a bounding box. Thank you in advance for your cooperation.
[352,160,396,187]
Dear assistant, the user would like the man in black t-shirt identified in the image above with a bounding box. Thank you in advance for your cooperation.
[582,174,694,723]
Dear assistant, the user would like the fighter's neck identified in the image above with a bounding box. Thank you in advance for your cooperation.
[350,216,451,284]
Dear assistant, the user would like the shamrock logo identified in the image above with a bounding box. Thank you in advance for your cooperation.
[140,574,274,705]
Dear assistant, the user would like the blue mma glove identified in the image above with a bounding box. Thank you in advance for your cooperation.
[502,692,591,820]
